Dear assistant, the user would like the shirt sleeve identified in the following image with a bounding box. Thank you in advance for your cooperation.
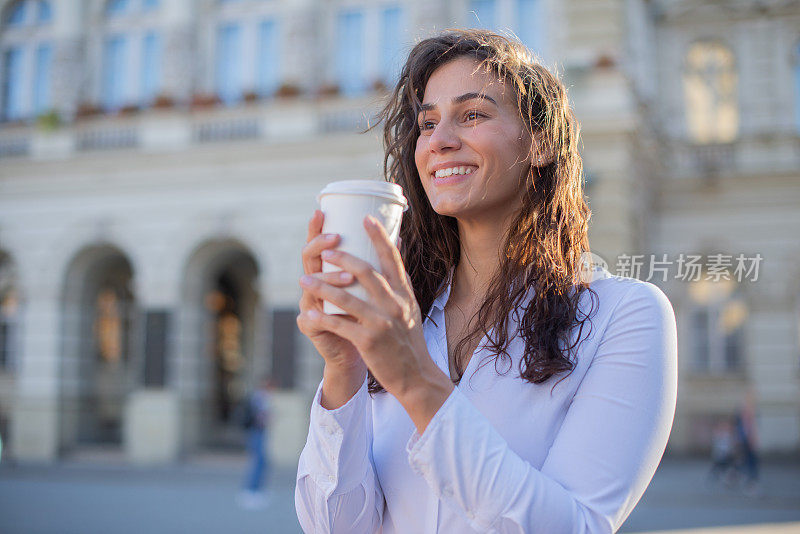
[295,376,385,534]
[406,281,678,533]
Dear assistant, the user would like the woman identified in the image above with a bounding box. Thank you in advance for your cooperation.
[295,29,677,533]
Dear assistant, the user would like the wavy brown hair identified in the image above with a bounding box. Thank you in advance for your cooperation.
[369,29,597,394]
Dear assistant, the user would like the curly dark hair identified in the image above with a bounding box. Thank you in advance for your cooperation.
[370,29,597,394]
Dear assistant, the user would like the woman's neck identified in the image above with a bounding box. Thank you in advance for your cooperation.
[451,215,509,305]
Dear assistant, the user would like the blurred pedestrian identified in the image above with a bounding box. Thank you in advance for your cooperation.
[238,375,274,509]
[706,417,737,488]
[735,388,761,496]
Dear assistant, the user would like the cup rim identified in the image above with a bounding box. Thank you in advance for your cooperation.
[317,180,409,211]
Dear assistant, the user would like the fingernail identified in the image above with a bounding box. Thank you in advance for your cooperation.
[321,250,334,259]
[339,272,352,282]
[365,215,376,226]
[308,310,321,319]
[324,234,337,241]
[300,275,313,286]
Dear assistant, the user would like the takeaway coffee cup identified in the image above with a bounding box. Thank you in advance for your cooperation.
[317,180,409,314]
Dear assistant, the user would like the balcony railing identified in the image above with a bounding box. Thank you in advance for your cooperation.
[0,95,385,160]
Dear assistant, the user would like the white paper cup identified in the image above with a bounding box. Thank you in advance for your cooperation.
[317,180,409,315]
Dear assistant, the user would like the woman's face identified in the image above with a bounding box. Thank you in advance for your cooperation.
[414,57,532,222]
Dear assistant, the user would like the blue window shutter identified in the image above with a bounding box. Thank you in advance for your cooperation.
[37,0,52,24]
[257,19,279,96]
[336,10,366,96]
[380,6,403,86]
[216,23,243,104]
[516,0,543,56]
[106,0,130,17]
[469,0,496,30]
[34,43,52,113]
[2,47,25,120]
[6,1,27,26]
[141,32,161,103]
[103,35,128,110]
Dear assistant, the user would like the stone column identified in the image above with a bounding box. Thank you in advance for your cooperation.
[10,288,61,462]
[123,308,180,464]
[50,37,85,120]
[282,6,319,91]
[159,0,195,103]
[162,27,195,104]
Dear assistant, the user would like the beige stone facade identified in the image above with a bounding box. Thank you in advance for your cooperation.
[0,0,797,467]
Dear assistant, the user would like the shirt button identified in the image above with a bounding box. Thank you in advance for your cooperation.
[443,484,454,497]
[328,475,335,483]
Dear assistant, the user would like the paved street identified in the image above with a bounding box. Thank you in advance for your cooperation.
[0,455,798,533]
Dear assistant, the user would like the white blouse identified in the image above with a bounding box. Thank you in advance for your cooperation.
[295,270,678,533]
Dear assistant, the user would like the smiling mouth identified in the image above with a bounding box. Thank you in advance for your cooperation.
[432,166,477,179]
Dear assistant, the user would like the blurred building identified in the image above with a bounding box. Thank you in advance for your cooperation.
[0,0,797,467]
[626,0,800,455]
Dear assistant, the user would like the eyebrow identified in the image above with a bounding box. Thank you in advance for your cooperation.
[419,92,498,113]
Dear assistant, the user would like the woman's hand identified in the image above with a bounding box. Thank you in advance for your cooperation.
[298,215,453,430]
[296,210,367,408]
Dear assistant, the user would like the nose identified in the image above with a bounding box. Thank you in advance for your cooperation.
[428,121,461,153]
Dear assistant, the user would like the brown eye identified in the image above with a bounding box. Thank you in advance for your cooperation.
[465,110,484,121]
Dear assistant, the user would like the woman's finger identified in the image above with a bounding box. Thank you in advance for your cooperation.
[298,308,363,344]
[319,249,400,312]
[298,271,353,312]
[364,216,407,291]
[305,209,323,243]
[299,274,378,324]
[301,231,340,275]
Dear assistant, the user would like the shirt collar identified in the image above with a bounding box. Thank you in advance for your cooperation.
[429,267,455,313]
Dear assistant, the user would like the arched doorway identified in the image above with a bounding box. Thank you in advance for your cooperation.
[60,245,137,451]
[181,240,263,451]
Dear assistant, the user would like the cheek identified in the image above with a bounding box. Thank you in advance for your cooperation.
[414,139,428,176]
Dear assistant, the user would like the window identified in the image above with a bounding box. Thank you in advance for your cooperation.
[211,2,282,100]
[99,0,163,110]
[216,23,243,104]
[106,0,131,17]
[380,6,404,86]
[103,35,129,110]
[469,0,496,30]
[683,41,738,144]
[1,0,53,120]
[33,43,51,113]
[5,1,26,26]
[516,0,543,56]
[1,47,23,120]
[688,278,747,375]
[336,10,366,95]
[462,0,546,60]
[36,0,51,23]
[257,19,279,96]
[140,32,161,104]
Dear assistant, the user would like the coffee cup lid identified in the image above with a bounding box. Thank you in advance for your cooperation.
[317,180,409,211]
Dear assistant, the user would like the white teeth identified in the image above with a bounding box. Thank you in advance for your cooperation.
[434,166,476,178]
